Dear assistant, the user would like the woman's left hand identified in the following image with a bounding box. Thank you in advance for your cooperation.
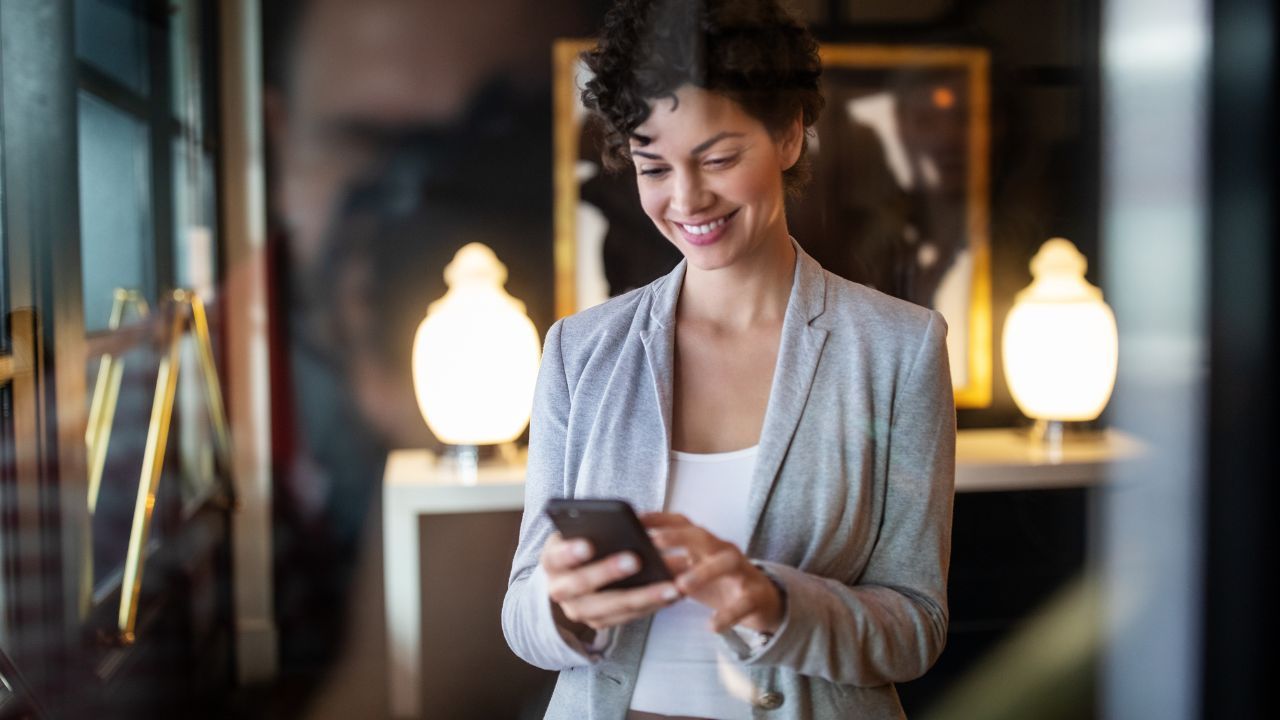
[641,512,784,635]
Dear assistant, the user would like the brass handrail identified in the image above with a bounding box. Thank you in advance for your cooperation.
[187,291,233,475]
[81,290,149,620]
[114,289,234,643]
[86,289,150,515]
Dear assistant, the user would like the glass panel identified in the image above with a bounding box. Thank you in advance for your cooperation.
[172,139,220,510]
[77,90,153,331]
[169,0,203,133]
[0,240,6,350]
[171,140,218,295]
[0,390,11,648]
[169,0,221,512]
[174,335,218,510]
[74,0,149,96]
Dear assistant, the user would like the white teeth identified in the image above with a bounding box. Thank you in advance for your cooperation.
[679,215,729,235]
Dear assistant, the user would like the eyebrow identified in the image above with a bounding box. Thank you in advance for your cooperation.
[630,131,745,160]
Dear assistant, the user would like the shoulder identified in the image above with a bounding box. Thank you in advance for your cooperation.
[556,284,648,345]
[813,268,948,382]
[548,272,667,371]
[820,270,944,341]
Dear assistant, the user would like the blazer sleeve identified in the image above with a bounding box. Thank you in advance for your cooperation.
[501,319,606,669]
[743,309,956,687]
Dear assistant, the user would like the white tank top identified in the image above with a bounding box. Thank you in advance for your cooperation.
[628,446,758,720]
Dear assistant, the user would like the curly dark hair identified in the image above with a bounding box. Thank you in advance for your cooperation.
[582,0,824,194]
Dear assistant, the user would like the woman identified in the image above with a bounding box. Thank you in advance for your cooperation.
[503,1,955,717]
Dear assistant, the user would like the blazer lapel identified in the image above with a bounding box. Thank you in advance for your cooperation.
[630,247,829,534]
[635,260,686,511]
[745,244,829,551]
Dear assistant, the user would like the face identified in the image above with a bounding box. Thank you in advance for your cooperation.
[630,85,803,271]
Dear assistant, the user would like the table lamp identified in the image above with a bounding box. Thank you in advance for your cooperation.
[1002,238,1119,445]
[411,243,541,481]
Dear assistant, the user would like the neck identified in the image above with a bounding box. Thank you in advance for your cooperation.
[678,232,796,330]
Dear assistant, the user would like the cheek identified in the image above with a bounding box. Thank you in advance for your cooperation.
[637,184,668,227]
[732,164,784,214]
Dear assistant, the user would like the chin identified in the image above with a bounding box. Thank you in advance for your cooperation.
[677,241,744,272]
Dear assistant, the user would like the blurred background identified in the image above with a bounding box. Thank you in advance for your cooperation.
[0,0,1274,718]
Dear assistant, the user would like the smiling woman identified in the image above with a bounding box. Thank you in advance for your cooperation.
[504,1,957,719]
[628,88,800,274]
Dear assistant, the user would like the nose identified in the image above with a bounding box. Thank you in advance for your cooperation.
[670,168,713,218]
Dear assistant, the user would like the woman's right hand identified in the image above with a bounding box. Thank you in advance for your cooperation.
[540,532,683,635]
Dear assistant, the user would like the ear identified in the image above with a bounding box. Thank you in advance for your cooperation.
[775,113,805,171]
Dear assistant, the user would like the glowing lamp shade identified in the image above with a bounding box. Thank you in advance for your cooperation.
[412,243,541,446]
[1002,238,1119,422]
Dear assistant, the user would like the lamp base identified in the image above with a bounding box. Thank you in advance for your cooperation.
[1026,419,1111,462]
[438,444,480,485]
[1027,419,1109,441]
[1031,419,1065,447]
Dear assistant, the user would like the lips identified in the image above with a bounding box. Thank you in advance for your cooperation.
[673,209,739,246]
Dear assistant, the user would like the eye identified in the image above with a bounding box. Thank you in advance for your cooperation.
[703,154,738,169]
[638,166,669,178]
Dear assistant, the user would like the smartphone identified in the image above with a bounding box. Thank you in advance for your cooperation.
[544,498,673,591]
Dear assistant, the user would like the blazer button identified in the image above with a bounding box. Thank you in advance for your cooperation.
[754,691,785,710]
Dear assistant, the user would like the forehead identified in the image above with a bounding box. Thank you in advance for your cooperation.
[631,85,761,147]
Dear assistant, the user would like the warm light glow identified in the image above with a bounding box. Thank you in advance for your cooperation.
[412,243,541,445]
[1003,238,1118,422]
[932,86,956,110]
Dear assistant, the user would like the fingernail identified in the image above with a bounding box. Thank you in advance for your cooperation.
[662,585,680,601]
[573,542,591,559]
[617,554,638,572]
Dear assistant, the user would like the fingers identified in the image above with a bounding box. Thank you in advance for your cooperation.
[561,581,682,631]
[540,533,594,573]
[546,551,641,604]
[648,526,714,554]
[661,552,693,576]
[676,547,743,594]
[639,512,692,529]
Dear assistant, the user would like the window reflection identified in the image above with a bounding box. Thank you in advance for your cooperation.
[74,0,149,95]
[77,91,154,333]
[73,0,225,613]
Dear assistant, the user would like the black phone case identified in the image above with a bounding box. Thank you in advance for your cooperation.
[544,499,673,591]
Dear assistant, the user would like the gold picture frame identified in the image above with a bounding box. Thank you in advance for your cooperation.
[553,40,992,408]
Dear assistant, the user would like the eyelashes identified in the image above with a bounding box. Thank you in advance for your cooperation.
[636,154,741,179]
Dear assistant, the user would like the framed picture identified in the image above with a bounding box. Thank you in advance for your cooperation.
[554,41,991,408]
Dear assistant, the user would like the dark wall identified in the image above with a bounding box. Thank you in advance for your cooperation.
[805,0,1102,429]
[1204,0,1279,715]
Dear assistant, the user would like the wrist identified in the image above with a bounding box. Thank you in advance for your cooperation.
[550,598,596,644]
[751,566,787,634]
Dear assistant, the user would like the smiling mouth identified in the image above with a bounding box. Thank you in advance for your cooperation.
[676,209,738,236]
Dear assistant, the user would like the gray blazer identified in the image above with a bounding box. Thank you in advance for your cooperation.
[503,243,956,719]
